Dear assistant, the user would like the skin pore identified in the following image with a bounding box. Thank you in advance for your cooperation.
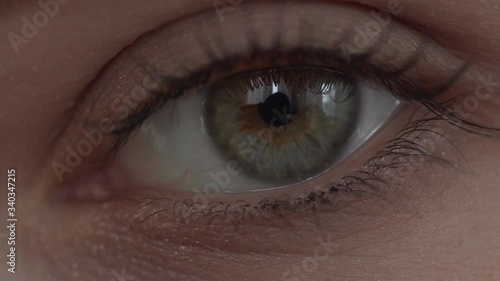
[1,0,500,280]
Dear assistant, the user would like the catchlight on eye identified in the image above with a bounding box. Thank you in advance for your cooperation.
[107,66,400,193]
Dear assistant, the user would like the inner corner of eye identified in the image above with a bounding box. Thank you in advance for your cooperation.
[104,66,401,195]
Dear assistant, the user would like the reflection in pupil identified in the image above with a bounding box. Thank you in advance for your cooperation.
[258,92,292,127]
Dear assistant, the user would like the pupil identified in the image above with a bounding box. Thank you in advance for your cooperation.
[258,92,292,127]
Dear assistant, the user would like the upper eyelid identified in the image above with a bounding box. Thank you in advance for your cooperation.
[77,1,466,123]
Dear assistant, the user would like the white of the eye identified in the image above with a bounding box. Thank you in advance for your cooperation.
[331,83,401,164]
[107,82,401,194]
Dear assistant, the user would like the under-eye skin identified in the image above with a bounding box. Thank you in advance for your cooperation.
[42,1,492,223]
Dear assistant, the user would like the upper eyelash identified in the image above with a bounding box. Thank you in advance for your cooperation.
[215,66,355,96]
[104,42,471,159]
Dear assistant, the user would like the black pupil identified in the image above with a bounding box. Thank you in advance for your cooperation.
[258,92,292,127]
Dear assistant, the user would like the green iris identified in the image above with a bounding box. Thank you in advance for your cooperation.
[205,67,361,183]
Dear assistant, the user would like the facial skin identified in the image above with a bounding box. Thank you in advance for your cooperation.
[1,0,500,280]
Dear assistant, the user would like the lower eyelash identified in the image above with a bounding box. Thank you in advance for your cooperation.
[121,112,472,227]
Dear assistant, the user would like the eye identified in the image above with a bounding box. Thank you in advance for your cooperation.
[50,1,468,203]
[107,66,400,192]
